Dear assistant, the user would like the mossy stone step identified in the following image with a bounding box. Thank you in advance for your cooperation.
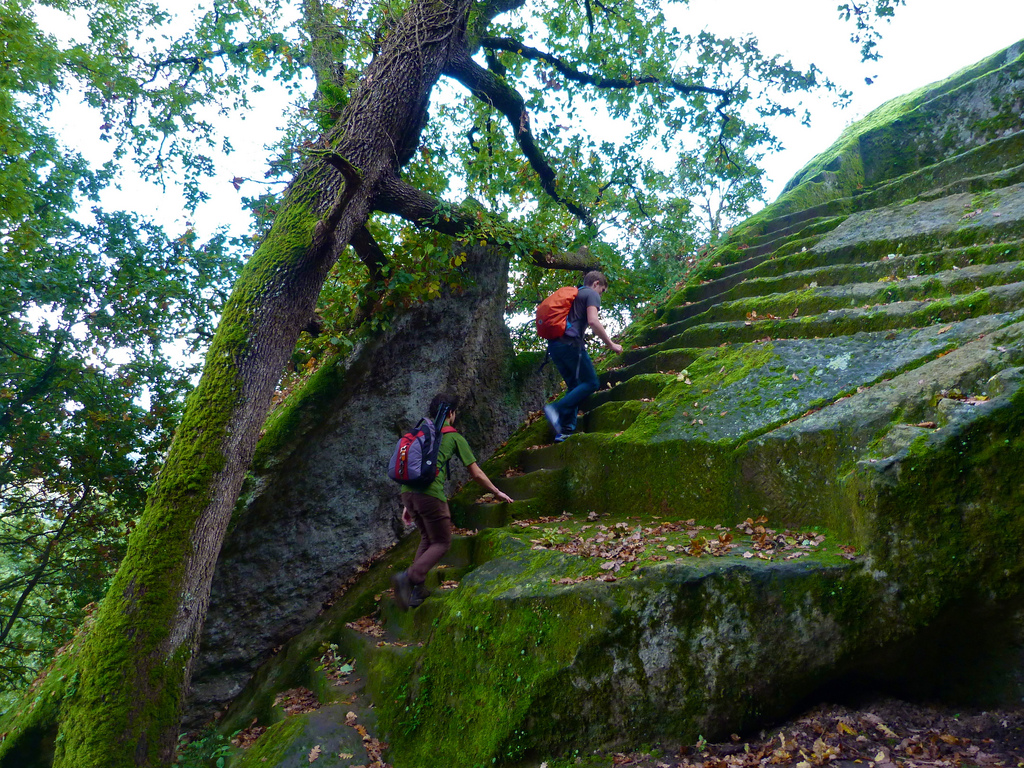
[518,442,569,473]
[669,255,770,305]
[745,214,847,250]
[452,500,511,530]
[602,348,700,387]
[850,131,1024,212]
[367,531,879,768]
[650,286,1024,351]
[587,373,674,411]
[582,399,652,434]
[492,467,566,500]
[653,240,1024,335]
[712,240,1024,305]
[651,264,1024,342]
[754,197,850,241]
[231,701,381,768]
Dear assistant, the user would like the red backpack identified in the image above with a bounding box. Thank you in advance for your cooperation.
[535,286,578,340]
[388,419,458,488]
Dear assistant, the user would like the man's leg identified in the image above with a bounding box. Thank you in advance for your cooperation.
[550,345,598,433]
[544,342,574,437]
[547,342,580,429]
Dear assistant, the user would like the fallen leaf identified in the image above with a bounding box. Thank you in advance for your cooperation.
[874,722,898,739]
[937,325,952,334]
[308,744,322,762]
[915,421,937,429]
[339,754,354,760]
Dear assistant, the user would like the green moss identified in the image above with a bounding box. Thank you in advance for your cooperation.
[251,349,349,471]
[0,621,90,767]
[232,717,304,768]
[371,572,610,767]
[842,387,1024,623]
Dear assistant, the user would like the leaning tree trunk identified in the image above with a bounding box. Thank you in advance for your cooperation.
[51,0,473,764]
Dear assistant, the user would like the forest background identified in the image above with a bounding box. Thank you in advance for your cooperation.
[0,0,1022,762]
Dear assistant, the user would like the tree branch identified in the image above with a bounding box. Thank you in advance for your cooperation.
[0,487,87,646]
[480,36,734,102]
[443,50,596,227]
[349,226,389,325]
[350,225,387,285]
[375,176,599,271]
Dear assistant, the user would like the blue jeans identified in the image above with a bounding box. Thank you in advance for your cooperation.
[547,341,598,433]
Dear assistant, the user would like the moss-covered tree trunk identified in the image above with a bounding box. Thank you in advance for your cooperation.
[51,0,474,764]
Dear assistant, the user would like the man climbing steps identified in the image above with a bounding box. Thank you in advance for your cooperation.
[540,271,623,442]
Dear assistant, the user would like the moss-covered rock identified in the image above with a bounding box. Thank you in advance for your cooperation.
[81,37,1024,768]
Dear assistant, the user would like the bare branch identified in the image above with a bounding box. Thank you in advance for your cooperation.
[443,50,596,227]
[350,225,387,284]
[0,487,87,645]
[480,36,734,102]
[375,176,599,271]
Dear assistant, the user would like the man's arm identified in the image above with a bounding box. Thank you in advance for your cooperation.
[467,463,513,504]
[587,305,623,354]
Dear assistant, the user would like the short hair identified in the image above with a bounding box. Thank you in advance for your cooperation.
[583,270,608,288]
[429,393,459,417]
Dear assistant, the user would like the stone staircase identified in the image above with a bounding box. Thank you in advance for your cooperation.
[199,39,1024,768]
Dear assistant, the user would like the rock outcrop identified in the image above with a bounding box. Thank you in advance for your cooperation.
[185,246,556,723]
[194,39,1024,768]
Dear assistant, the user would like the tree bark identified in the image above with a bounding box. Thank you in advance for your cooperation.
[51,0,475,764]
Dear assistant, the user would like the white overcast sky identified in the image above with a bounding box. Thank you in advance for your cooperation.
[681,0,1024,202]
[44,0,1024,244]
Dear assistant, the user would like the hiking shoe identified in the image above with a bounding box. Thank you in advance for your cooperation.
[553,433,569,443]
[412,583,432,601]
[391,570,413,611]
[543,404,561,436]
[410,583,429,608]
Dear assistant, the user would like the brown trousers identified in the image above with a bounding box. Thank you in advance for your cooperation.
[401,491,452,585]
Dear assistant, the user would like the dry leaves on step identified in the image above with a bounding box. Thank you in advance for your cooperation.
[346,616,385,638]
[273,687,321,716]
[231,718,266,749]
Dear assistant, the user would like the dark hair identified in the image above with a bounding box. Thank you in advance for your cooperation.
[583,270,608,288]
[429,393,459,418]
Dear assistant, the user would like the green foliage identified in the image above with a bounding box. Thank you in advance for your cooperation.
[174,729,237,768]
[837,0,906,63]
[242,0,897,369]
[0,0,242,700]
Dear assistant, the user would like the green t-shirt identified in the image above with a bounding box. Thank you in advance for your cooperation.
[400,430,477,502]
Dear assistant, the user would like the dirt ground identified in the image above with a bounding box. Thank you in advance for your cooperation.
[576,699,1024,768]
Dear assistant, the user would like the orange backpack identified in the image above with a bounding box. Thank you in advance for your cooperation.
[535,286,578,340]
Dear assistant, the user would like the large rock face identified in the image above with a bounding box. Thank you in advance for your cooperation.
[186,246,555,723]
[198,40,1024,768]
